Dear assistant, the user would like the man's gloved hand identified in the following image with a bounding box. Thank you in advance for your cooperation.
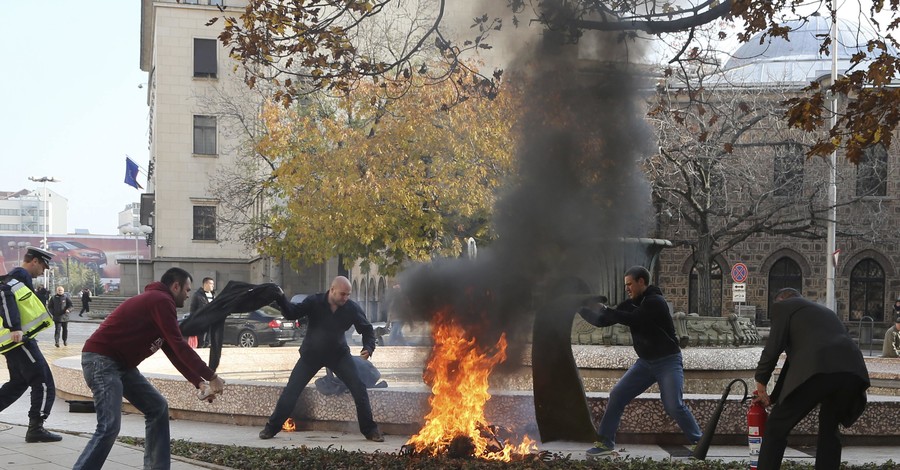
[199,376,226,402]
[209,376,226,395]
[578,303,607,317]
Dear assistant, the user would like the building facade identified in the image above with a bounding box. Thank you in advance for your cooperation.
[139,0,336,300]
[653,16,900,332]
[0,188,68,238]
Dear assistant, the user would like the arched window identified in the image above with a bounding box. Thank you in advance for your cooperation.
[767,257,802,321]
[849,258,885,322]
[367,278,377,322]
[689,262,722,316]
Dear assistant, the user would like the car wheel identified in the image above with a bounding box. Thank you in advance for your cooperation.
[269,341,286,347]
[238,330,257,348]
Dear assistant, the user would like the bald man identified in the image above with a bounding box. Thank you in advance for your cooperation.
[259,276,383,442]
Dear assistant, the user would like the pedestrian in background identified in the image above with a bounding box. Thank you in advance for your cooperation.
[882,314,900,358]
[34,284,49,307]
[0,246,62,442]
[189,277,215,348]
[47,285,72,347]
[79,287,92,317]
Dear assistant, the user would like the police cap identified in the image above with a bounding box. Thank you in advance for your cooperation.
[26,246,54,267]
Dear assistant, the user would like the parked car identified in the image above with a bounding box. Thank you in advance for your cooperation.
[289,294,309,341]
[224,306,295,347]
[48,241,108,270]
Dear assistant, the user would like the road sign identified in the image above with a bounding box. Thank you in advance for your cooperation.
[731,263,749,284]
[732,283,746,302]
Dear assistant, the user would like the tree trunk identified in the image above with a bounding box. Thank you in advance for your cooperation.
[696,234,714,316]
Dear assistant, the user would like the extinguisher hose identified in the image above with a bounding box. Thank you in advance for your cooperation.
[692,378,749,460]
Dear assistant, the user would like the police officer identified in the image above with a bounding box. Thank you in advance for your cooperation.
[0,246,62,442]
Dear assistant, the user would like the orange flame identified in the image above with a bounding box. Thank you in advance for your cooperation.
[282,418,296,432]
[405,311,537,461]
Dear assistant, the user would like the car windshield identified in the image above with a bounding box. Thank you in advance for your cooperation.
[260,305,282,317]
[50,242,79,250]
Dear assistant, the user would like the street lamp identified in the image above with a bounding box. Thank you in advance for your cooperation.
[7,241,30,261]
[120,224,152,295]
[28,176,60,287]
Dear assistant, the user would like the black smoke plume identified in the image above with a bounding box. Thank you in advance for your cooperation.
[395,2,654,363]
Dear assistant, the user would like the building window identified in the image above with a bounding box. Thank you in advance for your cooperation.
[766,257,802,321]
[209,0,224,5]
[773,143,804,197]
[849,258,885,322]
[688,262,722,316]
[193,115,217,155]
[193,206,216,240]
[193,38,217,78]
[856,145,888,197]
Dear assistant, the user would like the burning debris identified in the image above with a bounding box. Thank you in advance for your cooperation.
[402,311,537,461]
[281,418,296,433]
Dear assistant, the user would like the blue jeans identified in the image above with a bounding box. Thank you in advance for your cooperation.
[74,352,171,470]
[597,352,701,448]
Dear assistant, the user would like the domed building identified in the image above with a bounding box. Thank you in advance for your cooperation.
[722,13,887,85]
[652,13,900,342]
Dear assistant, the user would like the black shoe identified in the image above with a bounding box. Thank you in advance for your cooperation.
[25,418,62,443]
[54,343,59,348]
[259,425,279,440]
[365,430,384,442]
[63,341,67,346]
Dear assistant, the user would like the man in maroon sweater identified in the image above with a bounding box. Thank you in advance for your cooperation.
[74,267,225,470]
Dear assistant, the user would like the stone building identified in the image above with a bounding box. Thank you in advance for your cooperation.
[653,15,900,332]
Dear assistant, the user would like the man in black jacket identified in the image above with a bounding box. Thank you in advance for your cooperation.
[577,266,700,458]
[189,277,215,347]
[47,286,73,347]
[754,288,869,470]
[258,276,384,442]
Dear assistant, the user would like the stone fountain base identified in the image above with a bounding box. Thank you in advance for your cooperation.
[51,346,900,445]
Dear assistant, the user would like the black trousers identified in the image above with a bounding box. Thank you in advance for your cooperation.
[266,351,378,436]
[54,321,68,345]
[0,340,56,419]
[757,372,865,470]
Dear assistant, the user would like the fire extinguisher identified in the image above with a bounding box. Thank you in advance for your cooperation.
[747,391,768,470]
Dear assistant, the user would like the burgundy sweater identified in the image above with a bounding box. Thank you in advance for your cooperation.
[83,282,215,387]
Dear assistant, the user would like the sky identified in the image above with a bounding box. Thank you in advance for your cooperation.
[0,1,148,236]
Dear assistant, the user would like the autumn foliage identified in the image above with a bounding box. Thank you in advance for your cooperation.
[255,68,519,273]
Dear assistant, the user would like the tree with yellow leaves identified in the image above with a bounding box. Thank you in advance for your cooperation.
[256,68,519,274]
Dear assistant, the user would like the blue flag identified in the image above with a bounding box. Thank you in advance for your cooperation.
[124,157,143,190]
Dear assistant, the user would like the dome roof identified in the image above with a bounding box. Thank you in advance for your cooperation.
[721,14,885,85]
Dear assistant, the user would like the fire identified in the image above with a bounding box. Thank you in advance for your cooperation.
[405,311,537,461]
[282,418,296,432]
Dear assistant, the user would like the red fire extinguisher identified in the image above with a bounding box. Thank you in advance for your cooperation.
[747,391,768,470]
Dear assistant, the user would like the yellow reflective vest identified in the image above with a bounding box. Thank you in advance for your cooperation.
[0,279,54,353]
